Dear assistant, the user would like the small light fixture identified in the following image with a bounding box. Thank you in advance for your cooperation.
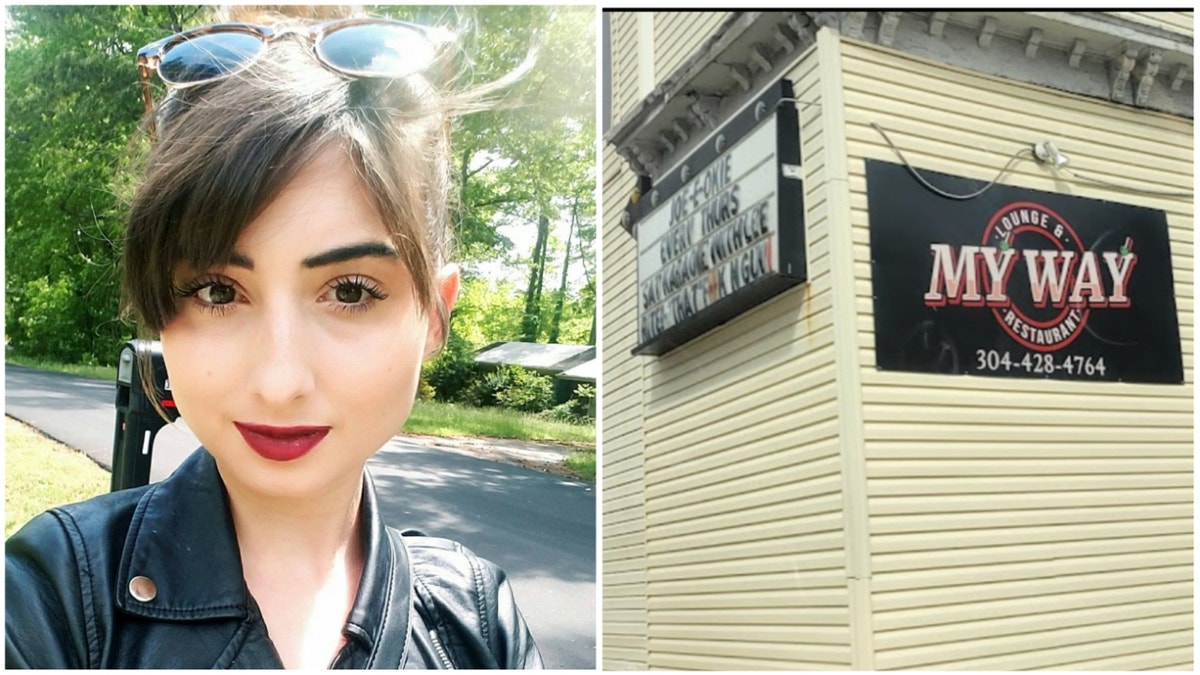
[1033,141,1069,169]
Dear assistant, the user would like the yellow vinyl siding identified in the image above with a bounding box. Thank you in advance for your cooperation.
[601,141,648,671]
[611,12,642,124]
[653,12,731,83]
[840,39,1193,671]
[632,45,854,671]
[1108,11,1194,36]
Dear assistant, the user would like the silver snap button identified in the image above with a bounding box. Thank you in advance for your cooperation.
[129,575,157,602]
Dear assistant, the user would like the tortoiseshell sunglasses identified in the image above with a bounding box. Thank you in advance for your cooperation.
[137,18,444,134]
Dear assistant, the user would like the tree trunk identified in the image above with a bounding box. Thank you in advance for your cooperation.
[573,214,596,347]
[520,213,550,341]
[547,197,578,344]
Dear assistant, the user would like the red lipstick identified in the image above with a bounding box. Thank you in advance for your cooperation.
[234,422,330,462]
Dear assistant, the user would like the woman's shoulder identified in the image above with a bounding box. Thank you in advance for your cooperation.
[5,487,151,669]
[7,487,153,602]
[391,529,543,668]
[395,528,504,596]
[8,486,150,564]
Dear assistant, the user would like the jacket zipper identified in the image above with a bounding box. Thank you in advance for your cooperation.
[429,628,455,669]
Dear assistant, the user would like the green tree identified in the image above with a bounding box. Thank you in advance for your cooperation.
[5,6,212,364]
[433,6,596,341]
[451,275,525,345]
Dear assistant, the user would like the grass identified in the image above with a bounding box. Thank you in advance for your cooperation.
[5,352,117,382]
[563,449,596,482]
[404,399,595,446]
[5,417,110,539]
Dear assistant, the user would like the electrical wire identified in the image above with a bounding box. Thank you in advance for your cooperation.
[871,122,1031,200]
[1058,166,1193,199]
[873,121,1193,201]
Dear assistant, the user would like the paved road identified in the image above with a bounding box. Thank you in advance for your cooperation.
[5,364,595,668]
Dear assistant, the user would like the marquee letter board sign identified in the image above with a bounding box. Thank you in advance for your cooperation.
[631,79,806,356]
[867,159,1183,384]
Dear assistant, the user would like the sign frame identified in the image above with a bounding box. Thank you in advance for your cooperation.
[866,158,1184,384]
[631,78,806,356]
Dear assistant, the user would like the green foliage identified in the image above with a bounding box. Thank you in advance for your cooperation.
[541,401,578,424]
[570,382,596,419]
[451,276,525,345]
[541,382,595,424]
[450,271,591,358]
[421,329,481,402]
[4,352,118,382]
[464,365,509,408]
[451,273,591,347]
[5,6,206,365]
[12,277,84,361]
[494,367,554,413]
[404,399,594,445]
[541,276,595,345]
[467,365,553,413]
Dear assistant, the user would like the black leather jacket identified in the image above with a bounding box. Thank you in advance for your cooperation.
[5,450,543,669]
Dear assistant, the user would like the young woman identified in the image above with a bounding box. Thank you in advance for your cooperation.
[6,11,542,669]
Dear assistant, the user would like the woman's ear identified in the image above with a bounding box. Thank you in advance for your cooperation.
[426,264,460,357]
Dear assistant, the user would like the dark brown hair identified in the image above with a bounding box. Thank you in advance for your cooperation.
[122,12,489,339]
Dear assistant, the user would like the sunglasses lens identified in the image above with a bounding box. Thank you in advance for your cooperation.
[159,32,264,85]
[317,23,435,78]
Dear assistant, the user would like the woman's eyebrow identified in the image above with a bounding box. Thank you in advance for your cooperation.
[302,241,399,268]
[229,252,254,270]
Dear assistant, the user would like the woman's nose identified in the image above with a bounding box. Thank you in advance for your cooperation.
[247,303,317,407]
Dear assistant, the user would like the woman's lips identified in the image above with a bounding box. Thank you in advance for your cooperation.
[234,422,331,462]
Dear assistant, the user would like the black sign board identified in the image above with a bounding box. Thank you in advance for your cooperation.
[867,159,1183,384]
[632,78,806,356]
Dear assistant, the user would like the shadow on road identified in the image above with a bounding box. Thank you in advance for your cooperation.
[367,442,596,668]
[368,449,595,583]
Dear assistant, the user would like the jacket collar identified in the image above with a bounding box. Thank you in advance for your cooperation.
[340,469,413,663]
[114,449,411,660]
[115,449,246,620]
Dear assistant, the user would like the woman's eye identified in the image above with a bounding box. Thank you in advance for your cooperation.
[198,283,237,305]
[174,275,240,315]
[325,276,387,312]
[334,283,364,304]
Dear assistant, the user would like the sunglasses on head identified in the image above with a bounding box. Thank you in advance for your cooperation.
[137,18,445,134]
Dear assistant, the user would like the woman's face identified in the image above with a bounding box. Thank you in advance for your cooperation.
[160,146,457,500]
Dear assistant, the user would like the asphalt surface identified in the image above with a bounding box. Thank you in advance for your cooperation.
[5,363,595,668]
